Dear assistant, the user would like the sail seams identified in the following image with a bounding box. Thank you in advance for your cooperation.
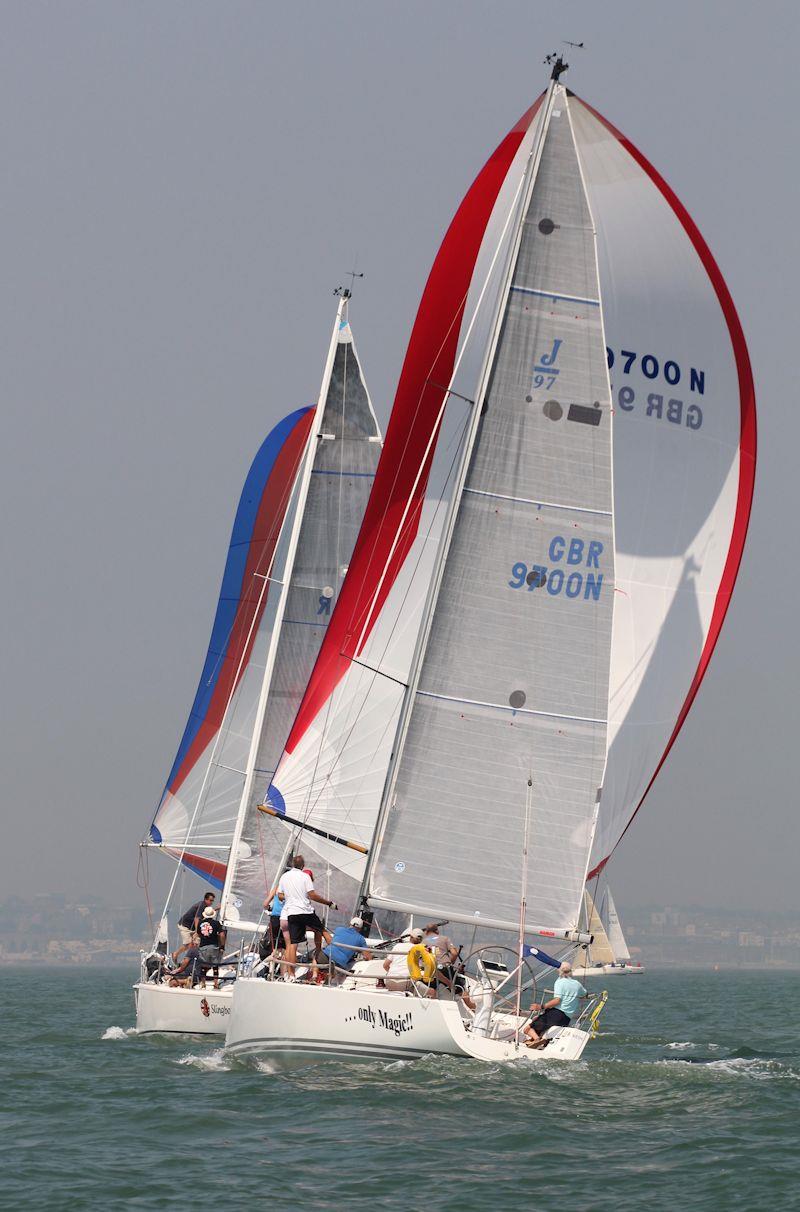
[462,487,611,516]
[510,284,600,307]
[415,688,607,725]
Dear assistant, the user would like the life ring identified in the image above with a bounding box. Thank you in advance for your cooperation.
[407,944,437,984]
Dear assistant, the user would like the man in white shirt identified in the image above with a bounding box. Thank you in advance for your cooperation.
[276,854,337,978]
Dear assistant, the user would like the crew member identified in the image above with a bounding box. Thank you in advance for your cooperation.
[277,855,336,979]
[196,906,227,990]
[524,960,586,1048]
[177,892,215,945]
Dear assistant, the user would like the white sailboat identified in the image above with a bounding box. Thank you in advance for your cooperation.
[134,294,383,1034]
[225,53,755,1066]
[572,888,644,977]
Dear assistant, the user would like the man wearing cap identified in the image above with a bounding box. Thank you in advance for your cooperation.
[320,917,372,979]
[196,906,227,990]
[423,923,476,1011]
[523,960,586,1048]
[381,927,433,995]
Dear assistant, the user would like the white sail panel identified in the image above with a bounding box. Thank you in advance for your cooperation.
[266,501,440,885]
[369,90,615,934]
[223,313,382,923]
[568,98,756,872]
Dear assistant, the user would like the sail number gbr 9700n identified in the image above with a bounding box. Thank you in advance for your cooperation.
[509,537,604,601]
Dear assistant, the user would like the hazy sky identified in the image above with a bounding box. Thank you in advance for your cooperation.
[1,2,796,916]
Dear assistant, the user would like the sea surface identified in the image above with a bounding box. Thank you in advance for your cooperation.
[4,966,799,1210]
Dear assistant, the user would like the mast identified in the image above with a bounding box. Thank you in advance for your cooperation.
[363,64,612,940]
[220,297,349,926]
[360,71,561,917]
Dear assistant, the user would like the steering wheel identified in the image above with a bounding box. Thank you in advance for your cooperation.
[463,944,538,1018]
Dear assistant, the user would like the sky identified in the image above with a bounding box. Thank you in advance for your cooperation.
[1,1,797,917]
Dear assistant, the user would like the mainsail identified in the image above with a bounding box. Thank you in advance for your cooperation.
[146,406,314,886]
[220,299,381,926]
[580,891,615,966]
[268,79,754,942]
[599,886,631,962]
[368,85,614,934]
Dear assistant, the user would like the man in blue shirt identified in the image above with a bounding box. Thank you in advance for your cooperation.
[320,917,372,980]
[523,961,587,1048]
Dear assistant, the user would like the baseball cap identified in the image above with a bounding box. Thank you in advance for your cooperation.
[409,927,424,941]
[350,916,364,928]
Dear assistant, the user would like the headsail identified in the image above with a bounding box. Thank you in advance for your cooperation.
[147,406,314,886]
[221,301,382,925]
[368,85,614,935]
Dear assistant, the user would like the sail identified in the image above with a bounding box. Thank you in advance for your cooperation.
[147,406,315,886]
[368,87,614,934]
[581,891,615,966]
[266,501,441,886]
[567,98,756,874]
[222,306,382,925]
[600,887,631,962]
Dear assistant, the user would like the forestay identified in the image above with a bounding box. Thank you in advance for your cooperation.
[369,87,615,935]
[222,304,381,926]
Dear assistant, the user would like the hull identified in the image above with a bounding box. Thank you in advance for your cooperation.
[134,981,233,1035]
[573,963,644,977]
[224,977,591,1066]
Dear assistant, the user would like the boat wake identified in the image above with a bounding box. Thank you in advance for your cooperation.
[174,1049,233,1072]
[657,1054,798,1081]
[101,1026,137,1041]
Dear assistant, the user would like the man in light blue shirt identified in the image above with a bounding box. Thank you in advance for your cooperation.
[523,961,587,1048]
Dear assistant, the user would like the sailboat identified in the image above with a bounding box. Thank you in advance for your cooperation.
[224,55,755,1064]
[572,888,644,977]
[134,293,383,1034]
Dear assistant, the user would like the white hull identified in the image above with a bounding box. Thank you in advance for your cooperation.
[134,981,233,1035]
[573,963,644,977]
[224,977,592,1066]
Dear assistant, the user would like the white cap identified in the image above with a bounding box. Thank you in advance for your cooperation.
[202,906,216,919]
[350,916,364,928]
[409,927,424,941]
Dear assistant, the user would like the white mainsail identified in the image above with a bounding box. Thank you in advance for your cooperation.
[220,298,382,927]
[366,84,614,936]
[600,886,631,963]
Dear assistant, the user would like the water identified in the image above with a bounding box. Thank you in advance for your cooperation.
[4,967,799,1210]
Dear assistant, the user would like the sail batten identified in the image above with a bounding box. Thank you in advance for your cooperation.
[367,86,615,934]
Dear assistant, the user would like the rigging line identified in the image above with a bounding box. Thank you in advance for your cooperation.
[147,442,303,848]
[272,406,475,845]
[349,658,408,689]
[342,158,529,650]
[153,525,284,945]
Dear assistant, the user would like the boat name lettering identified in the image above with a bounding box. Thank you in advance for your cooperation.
[509,537,605,601]
[616,386,703,430]
[606,347,706,395]
[354,1005,414,1037]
